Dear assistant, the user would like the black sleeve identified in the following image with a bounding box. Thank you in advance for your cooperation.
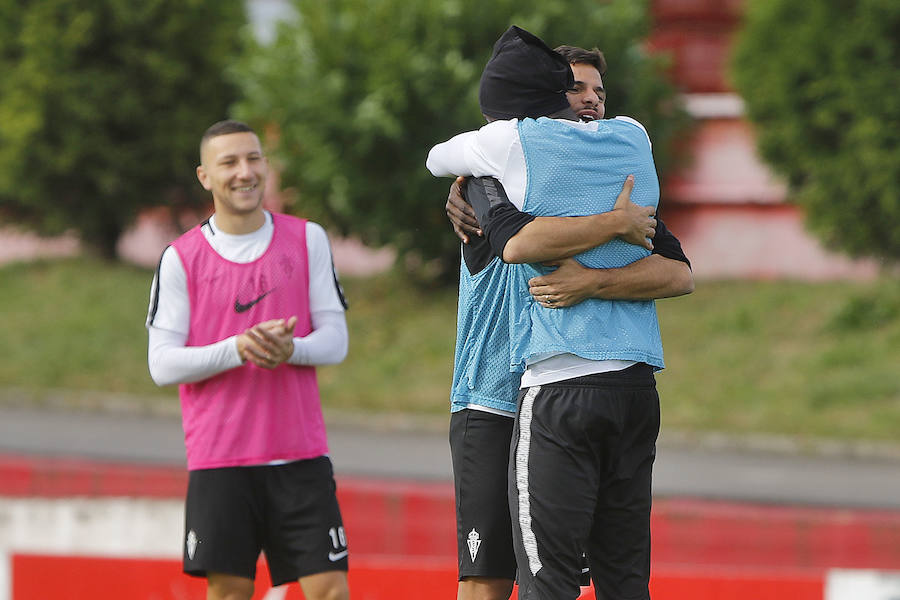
[651,219,691,268]
[464,177,535,261]
[461,235,496,276]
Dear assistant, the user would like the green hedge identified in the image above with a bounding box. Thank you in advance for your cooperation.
[731,0,900,264]
[232,0,690,282]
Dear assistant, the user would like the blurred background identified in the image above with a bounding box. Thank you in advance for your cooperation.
[0,0,898,598]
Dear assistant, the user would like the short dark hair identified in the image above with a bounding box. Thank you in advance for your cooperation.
[199,120,256,158]
[554,45,607,76]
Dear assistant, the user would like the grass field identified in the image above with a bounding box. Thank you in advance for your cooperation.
[1,258,898,443]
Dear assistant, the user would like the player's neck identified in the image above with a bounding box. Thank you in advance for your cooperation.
[213,209,266,235]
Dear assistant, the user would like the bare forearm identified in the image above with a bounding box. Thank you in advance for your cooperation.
[588,255,694,300]
[502,212,624,263]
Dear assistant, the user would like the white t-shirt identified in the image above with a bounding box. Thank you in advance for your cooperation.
[146,211,348,386]
[427,117,649,387]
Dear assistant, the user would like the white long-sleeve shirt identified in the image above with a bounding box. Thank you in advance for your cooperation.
[426,116,649,210]
[146,211,348,386]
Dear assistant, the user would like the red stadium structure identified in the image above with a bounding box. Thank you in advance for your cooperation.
[2,454,899,599]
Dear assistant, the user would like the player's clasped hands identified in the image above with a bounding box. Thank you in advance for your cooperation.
[237,316,298,369]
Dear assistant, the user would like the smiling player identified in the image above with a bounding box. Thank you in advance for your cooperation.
[146,120,350,600]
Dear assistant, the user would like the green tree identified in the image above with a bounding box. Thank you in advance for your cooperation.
[232,0,688,282]
[0,0,246,257]
[731,0,900,263]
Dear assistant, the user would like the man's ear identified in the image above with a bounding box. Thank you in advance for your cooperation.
[196,165,211,191]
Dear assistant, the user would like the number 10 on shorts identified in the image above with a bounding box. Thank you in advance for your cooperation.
[329,526,347,549]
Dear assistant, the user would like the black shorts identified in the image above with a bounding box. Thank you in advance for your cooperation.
[449,408,517,581]
[510,364,660,600]
[183,456,348,586]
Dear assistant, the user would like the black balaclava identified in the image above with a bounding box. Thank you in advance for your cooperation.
[478,25,574,120]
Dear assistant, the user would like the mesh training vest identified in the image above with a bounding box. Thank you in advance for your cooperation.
[452,252,521,413]
[510,117,665,370]
[172,213,328,470]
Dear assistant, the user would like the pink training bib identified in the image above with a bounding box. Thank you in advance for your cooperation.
[173,214,328,470]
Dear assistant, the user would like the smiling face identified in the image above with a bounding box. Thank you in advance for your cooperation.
[567,62,606,121]
[196,131,268,224]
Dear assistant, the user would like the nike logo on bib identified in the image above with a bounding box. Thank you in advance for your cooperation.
[328,550,348,562]
[234,290,272,313]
